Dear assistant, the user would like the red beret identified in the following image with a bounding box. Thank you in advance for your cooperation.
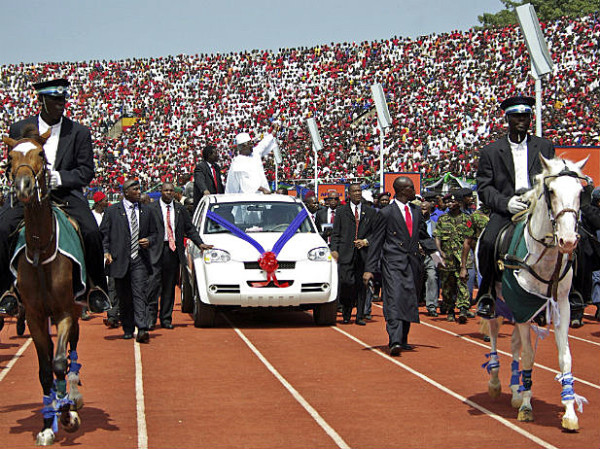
[93,191,106,203]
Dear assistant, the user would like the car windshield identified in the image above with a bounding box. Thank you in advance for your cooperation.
[205,202,315,234]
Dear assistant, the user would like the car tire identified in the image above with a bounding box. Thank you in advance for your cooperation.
[180,269,194,314]
[193,297,216,328]
[313,300,337,326]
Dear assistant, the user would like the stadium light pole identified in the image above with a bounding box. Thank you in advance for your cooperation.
[306,118,323,191]
[515,3,554,137]
[370,83,392,192]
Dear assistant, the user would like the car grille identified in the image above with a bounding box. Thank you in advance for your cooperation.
[244,261,296,269]
[247,280,294,288]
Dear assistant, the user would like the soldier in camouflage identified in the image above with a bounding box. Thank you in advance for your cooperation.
[433,192,474,323]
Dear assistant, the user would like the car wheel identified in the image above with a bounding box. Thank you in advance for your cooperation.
[193,297,216,328]
[180,269,194,314]
[313,300,337,326]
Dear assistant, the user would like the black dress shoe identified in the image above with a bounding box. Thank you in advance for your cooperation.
[427,309,439,317]
[123,333,134,340]
[87,288,111,314]
[400,344,415,351]
[365,314,373,320]
[136,330,150,343]
[476,295,495,319]
[104,317,120,329]
[355,319,366,326]
[389,343,402,356]
[161,322,174,329]
[0,292,19,317]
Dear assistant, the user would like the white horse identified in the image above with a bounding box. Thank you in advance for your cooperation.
[483,155,590,431]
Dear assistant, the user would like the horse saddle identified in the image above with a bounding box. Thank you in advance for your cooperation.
[492,221,518,278]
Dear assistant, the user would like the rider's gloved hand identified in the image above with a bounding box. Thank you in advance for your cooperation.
[507,195,527,214]
[49,171,62,189]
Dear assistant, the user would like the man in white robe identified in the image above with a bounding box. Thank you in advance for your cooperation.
[225,132,277,194]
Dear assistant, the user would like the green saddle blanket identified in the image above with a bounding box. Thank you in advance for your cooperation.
[501,220,550,323]
[10,207,87,299]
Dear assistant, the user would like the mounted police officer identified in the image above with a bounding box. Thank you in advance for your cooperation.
[0,78,110,316]
[475,95,555,318]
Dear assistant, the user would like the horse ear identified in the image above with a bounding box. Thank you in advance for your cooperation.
[539,154,552,171]
[39,130,51,145]
[3,136,18,149]
[575,155,589,171]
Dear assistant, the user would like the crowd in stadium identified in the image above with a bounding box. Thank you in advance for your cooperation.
[0,13,599,194]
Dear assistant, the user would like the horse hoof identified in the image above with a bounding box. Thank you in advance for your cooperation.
[517,407,534,422]
[561,416,579,432]
[61,410,81,433]
[511,396,523,409]
[488,380,501,398]
[36,428,55,446]
[570,319,583,329]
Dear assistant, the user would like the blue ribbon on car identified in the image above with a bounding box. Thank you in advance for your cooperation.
[206,208,308,287]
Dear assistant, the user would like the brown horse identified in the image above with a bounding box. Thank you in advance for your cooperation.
[4,126,83,446]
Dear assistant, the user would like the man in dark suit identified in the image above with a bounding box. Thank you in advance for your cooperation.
[100,179,158,343]
[316,191,340,245]
[303,193,322,232]
[193,145,224,210]
[0,78,110,316]
[475,96,555,318]
[331,184,377,325]
[363,177,439,355]
[148,182,212,329]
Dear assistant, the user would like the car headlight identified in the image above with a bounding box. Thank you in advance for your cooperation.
[204,249,231,264]
[308,247,331,261]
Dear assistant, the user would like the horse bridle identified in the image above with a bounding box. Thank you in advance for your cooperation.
[527,164,592,249]
[8,152,51,205]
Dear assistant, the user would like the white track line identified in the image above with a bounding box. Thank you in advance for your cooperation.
[224,315,350,449]
[373,303,600,390]
[0,337,32,382]
[333,326,559,449]
[134,340,148,449]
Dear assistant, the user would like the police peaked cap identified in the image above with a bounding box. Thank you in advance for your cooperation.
[33,78,70,97]
[500,96,535,115]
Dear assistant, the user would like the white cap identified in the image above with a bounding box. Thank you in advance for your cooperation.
[235,133,252,145]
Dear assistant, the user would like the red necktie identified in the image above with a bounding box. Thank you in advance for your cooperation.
[211,165,219,192]
[166,205,176,252]
[330,210,335,224]
[354,206,360,239]
[405,204,413,237]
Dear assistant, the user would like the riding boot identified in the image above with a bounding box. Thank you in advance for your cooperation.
[0,288,21,317]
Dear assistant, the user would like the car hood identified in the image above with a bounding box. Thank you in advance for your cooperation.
[201,232,327,261]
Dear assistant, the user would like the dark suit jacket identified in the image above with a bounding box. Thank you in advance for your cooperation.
[149,200,204,266]
[477,135,555,218]
[100,201,158,279]
[316,207,336,241]
[365,201,437,322]
[331,203,377,265]
[10,116,94,203]
[193,161,224,209]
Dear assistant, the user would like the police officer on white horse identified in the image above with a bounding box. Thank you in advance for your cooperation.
[475,96,555,318]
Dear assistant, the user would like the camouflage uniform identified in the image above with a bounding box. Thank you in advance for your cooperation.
[434,211,473,313]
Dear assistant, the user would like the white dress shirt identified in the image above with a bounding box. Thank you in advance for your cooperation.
[509,136,530,192]
[38,115,62,170]
[160,199,176,242]
[122,198,139,232]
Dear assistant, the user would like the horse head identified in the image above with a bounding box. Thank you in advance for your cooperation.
[3,126,51,204]
[536,155,590,254]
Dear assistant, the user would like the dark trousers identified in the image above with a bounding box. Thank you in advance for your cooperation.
[0,193,107,293]
[339,253,366,321]
[148,242,180,326]
[386,319,411,347]
[476,213,511,301]
[114,257,149,334]
[106,276,119,321]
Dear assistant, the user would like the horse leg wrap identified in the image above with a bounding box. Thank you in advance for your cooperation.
[68,350,82,376]
[482,351,500,374]
[41,392,59,433]
[55,379,67,398]
[556,372,589,412]
[519,369,532,392]
[510,360,521,386]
